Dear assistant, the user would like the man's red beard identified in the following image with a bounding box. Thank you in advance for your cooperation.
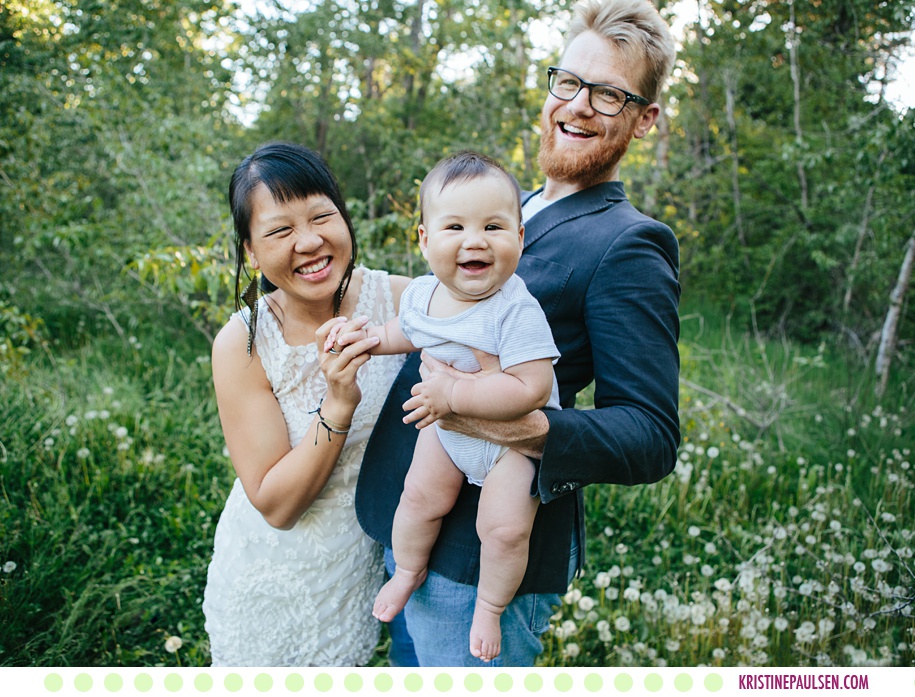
[538,109,633,189]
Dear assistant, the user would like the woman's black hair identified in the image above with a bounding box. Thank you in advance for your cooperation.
[228,141,357,321]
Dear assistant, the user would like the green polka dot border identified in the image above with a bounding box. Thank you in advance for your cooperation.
[22,666,915,695]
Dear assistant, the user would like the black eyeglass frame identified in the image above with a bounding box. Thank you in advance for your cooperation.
[547,66,650,116]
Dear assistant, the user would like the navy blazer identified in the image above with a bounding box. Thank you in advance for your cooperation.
[355,181,681,594]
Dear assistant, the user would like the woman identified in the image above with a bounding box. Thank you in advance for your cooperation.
[202,142,409,666]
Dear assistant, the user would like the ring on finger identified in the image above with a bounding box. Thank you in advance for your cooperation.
[328,346,341,354]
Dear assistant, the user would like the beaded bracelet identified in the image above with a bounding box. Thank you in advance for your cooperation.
[308,400,352,445]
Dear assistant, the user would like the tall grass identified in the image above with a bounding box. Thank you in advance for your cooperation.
[1,302,912,666]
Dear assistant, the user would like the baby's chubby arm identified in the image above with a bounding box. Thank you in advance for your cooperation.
[324,315,417,356]
[403,357,554,430]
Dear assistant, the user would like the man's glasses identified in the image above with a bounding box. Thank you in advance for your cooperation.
[547,67,650,117]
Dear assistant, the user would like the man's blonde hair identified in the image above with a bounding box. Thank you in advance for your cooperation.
[566,0,676,104]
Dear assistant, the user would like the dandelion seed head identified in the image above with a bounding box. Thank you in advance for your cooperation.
[707,446,720,458]
[712,648,726,659]
[76,448,90,459]
[2,561,16,573]
[774,617,789,631]
[578,596,595,612]
[872,559,890,573]
[563,642,580,658]
[563,588,582,605]
[614,616,631,632]
[164,636,183,653]
[65,415,78,426]
[594,571,611,588]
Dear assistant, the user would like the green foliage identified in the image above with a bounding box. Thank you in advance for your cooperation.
[1,0,915,669]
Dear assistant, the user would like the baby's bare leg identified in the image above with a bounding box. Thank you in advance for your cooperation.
[471,450,539,662]
[373,427,465,622]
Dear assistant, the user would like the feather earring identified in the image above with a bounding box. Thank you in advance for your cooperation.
[242,274,259,356]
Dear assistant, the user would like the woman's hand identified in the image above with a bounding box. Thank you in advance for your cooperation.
[316,316,379,417]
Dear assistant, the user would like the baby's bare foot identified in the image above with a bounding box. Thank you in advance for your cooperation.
[372,569,426,622]
[469,601,502,662]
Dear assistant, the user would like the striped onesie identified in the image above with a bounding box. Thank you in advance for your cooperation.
[399,273,561,485]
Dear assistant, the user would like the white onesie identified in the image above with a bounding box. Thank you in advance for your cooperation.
[399,274,561,485]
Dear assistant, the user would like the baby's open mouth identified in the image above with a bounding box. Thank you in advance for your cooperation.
[459,261,490,270]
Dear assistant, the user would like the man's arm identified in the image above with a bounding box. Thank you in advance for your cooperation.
[535,222,681,501]
[419,351,550,458]
[403,358,554,430]
[431,221,680,501]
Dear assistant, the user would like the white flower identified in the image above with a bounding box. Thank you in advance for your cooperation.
[594,572,611,589]
[707,447,720,458]
[614,616,631,632]
[115,426,128,439]
[65,415,78,426]
[76,448,90,459]
[701,564,715,577]
[623,587,640,602]
[704,542,717,554]
[665,639,680,651]
[714,578,732,592]
[563,642,580,658]
[2,561,16,573]
[688,526,701,537]
[164,636,183,653]
[774,617,789,631]
[872,559,890,573]
[578,596,595,612]
[563,588,582,605]
[712,648,726,660]
[607,565,621,578]
[103,386,114,395]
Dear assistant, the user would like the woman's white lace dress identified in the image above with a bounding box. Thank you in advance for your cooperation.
[203,268,406,666]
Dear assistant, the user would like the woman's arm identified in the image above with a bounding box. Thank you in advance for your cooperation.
[213,315,376,529]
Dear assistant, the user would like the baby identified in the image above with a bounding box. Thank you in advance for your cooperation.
[327,151,559,662]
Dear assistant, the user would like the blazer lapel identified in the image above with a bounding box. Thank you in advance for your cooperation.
[522,182,628,250]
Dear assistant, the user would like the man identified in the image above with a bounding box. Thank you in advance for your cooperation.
[356,0,680,666]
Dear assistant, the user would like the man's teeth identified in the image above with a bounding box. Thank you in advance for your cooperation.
[562,123,592,136]
[299,258,330,274]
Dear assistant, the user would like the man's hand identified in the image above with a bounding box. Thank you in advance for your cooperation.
[418,348,501,382]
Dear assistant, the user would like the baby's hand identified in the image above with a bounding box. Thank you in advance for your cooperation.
[323,315,371,353]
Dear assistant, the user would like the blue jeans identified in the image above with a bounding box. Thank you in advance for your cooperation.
[383,538,578,667]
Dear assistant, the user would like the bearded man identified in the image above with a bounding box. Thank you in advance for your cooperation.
[357,0,681,666]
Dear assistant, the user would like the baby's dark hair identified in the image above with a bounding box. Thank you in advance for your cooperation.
[418,151,522,225]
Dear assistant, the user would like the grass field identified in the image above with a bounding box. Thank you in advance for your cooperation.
[1,300,912,667]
